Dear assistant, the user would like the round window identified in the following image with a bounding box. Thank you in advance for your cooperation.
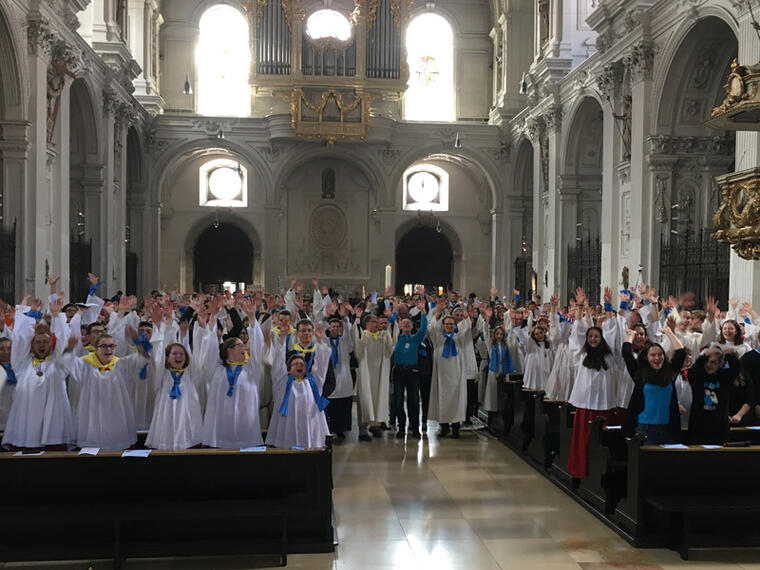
[306,9,352,41]
[407,171,440,203]
[208,167,242,201]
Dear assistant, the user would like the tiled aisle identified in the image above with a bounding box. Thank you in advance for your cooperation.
[6,427,759,569]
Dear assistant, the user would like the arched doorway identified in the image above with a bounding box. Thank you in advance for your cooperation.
[193,222,253,292]
[396,225,453,293]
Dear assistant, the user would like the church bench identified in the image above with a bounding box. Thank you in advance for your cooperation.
[0,443,334,566]
[579,420,627,514]
[645,494,760,560]
[614,437,760,551]
[508,387,539,452]
[497,376,522,441]
[551,403,576,487]
[526,393,562,469]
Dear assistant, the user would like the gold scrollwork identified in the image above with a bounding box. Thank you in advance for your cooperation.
[712,167,760,260]
[284,88,372,143]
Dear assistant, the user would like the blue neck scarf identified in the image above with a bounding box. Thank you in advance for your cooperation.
[328,337,340,368]
[225,364,243,397]
[442,331,458,358]
[138,364,148,380]
[489,344,514,374]
[2,363,16,386]
[169,370,183,399]
[279,373,329,416]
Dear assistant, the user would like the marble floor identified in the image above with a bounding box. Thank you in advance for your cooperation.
[5,425,759,569]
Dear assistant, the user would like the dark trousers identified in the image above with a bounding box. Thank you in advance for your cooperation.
[393,365,421,430]
[325,396,353,434]
[465,378,478,420]
[420,369,432,424]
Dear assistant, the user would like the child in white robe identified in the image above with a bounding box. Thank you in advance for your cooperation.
[266,328,331,449]
[480,326,514,413]
[62,328,149,450]
[146,339,205,450]
[201,318,265,448]
[514,323,554,391]
[3,301,75,450]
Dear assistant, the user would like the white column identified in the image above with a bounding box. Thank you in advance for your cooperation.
[627,42,655,286]
[600,102,621,295]
[728,13,760,305]
[490,208,505,292]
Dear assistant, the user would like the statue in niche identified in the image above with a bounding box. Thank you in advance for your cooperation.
[613,95,633,160]
[46,52,76,144]
[621,266,629,290]
[321,167,336,199]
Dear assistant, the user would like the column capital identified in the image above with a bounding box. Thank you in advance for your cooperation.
[624,41,655,84]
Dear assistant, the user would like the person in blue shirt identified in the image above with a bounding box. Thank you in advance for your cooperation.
[621,324,685,445]
[391,297,428,439]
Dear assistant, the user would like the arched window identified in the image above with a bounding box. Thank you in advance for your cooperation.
[403,164,449,211]
[197,5,251,117]
[404,13,455,121]
[199,158,248,207]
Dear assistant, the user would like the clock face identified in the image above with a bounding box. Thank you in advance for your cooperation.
[729,75,744,97]
[408,171,440,203]
[208,167,242,201]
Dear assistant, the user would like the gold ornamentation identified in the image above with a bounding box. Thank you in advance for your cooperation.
[364,0,414,29]
[249,0,302,28]
[706,58,760,131]
[712,167,760,260]
[284,88,372,143]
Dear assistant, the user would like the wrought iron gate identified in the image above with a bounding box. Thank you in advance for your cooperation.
[0,222,15,303]
[659,229,729,307]
[567,237,601,305]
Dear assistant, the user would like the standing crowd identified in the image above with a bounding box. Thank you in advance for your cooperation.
[1,274,758,475]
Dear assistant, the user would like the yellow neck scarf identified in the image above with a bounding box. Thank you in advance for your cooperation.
[225,353,250,367]
[364,330,380,339]
[293,343,315,355]
[168,367,186,374]
[273,325,295,336]
[81,352,119,374]
[85,344,96,353]
[33,355,52,368]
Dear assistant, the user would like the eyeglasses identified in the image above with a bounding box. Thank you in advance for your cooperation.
[230,343,244,349]
[98,344,117,350]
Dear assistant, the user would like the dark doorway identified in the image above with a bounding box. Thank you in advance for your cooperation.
[396,226,453,292]
[193,223,253,292]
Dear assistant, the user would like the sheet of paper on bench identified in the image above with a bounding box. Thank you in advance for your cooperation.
[604,425,622,430]
[122,449,151,458]
[701,445,722,449]
[661,444,688,449]
[240,446,267,452]
[14,451,44,456]
[79,447,99,455]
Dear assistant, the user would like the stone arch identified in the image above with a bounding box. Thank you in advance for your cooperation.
[654,15,738,136]
[512,136,533,196]
[272,145,385,206]
[183,211,264,290]
[395,215,464,290]
[190,0,249,28]
[561,96,604,174]
[152,138,271,206]
[391,145,501,210]
[0,3,24,121]
[69,78,101,157]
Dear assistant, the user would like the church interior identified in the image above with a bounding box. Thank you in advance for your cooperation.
[3,0,760,568]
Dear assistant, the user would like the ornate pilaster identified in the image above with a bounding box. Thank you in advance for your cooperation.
[624,41,655,84]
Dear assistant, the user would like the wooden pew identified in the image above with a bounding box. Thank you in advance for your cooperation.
[499,376,522,441]
[508,386,539,452]
[579,419,627,514]
[615,437,760,555]
[0,443,335,566]
[551,403,576,487]
[526,393,562,470]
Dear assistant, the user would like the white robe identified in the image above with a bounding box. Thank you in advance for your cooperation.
[145,323,208,450]
[567,318,621,411]
[0,364,14,430]
[265,340,331,449]
[428,317,472,424]
[326,319,354,399]
[62,350,147,450]
[2,311,75,448]
[201,320,265,448]
[480,338,511,412]
[352,324,393,423]
[513,326,554,391]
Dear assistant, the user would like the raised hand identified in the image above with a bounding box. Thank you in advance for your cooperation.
[314,323,324,343]
[730,297,738,309]
[415,296,425,310]
[603,286,613,304]
[575,287,586,306]
[312,277,319,289]
[50,298,63,316]
[87,273,99,286]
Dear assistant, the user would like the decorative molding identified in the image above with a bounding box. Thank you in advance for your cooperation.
[27,18,57,58]
[378,145,400,168]
[713,167,760,260]
[648,135,735,156]
[595,61,624,100]
[485,141,512,163]
[623,41,655,84]
[543,104,563,133]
